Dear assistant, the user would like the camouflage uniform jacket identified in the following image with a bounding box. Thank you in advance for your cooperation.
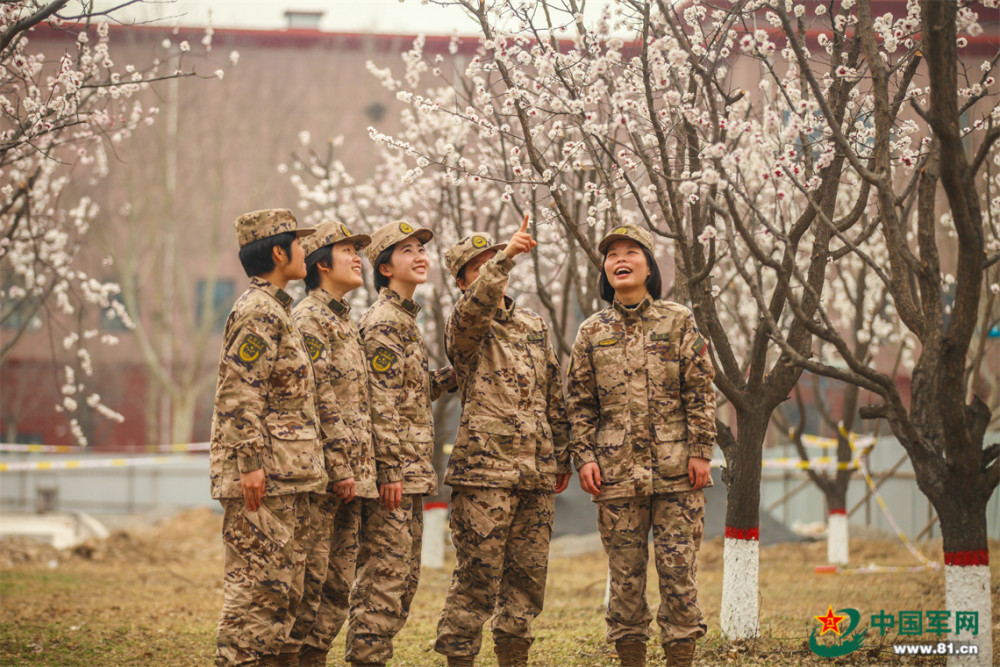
[444,250,570,490]
[292,288,378,499]
[359,288,453,495]
[210,277,327,499]
[566,295,716,500]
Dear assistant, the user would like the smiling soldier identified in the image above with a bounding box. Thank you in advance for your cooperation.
[288,220,375,666]
[346,220,456,667]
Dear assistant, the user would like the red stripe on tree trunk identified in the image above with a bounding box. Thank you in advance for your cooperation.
[943,550,989,566]
[725,526,759,540]
[829,508,846,515]
[424,501,449,510]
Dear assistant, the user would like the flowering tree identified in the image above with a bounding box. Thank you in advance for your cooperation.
[774,253,905,566]
[356,0,883,641]
[754,1,999,662]
[289,0,997,657]
[0,1,226,444]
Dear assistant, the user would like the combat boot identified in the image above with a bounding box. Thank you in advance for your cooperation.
[447,656,476,667]
[615,637,647,666]
[298,646,328,666]
[663,639,695,667]
[494,637,531,667]
[274,652,300,667]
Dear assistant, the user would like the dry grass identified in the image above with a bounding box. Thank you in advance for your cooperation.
[0,507,997,666]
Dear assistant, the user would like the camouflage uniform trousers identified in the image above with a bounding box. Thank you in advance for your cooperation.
[299,493,363,653]
[345,494,424,665]
[216,492,327,667]
[435,486,556,658]
[597,490,707,645]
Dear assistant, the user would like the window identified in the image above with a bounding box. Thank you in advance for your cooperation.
[196,278,236,332]
[1,291,43,332]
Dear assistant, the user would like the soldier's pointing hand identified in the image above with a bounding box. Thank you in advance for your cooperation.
[505,213,536,258]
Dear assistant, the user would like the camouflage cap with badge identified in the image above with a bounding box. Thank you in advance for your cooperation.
[302,220,373,261]
[444,232,508,279]
[364,220,434,265]
[233,208,314,249]
[597,224,655,254]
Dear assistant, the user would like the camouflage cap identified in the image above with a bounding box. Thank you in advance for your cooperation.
[302,220,372,260]
[365,220,434,265]
[598,224,654,254]
[445,233,508,278]
[234,208,314,249]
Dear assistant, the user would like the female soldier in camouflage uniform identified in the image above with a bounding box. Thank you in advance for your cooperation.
[566,225,716,667]
[210,209,327,667]
[290,220,375,666]
[434,216,571,667]
[346,221,455,667]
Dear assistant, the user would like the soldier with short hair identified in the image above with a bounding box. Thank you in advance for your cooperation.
[290,221,376,667]
[210,209,328,667]
[434,216,571,667]
[346,220,456,667]
[566,225,716,667]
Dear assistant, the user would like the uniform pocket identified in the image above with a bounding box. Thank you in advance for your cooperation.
[264,413,321,480]
[654,423,688,479]
[223,502,293,570]
[466,416,517,470]
[596,427,629,483]
[592,347,627,404]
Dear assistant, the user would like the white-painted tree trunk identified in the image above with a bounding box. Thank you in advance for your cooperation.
[421,502,447,569]
[720,534,759,639]
[826,511,849,565]
[945,563,992,666]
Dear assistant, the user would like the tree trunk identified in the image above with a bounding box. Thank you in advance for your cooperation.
[932,474,992,666]
[826,477,849,566]
[720,406,769,639]
[169,390,197,447]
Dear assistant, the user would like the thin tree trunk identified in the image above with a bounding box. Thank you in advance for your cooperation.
[720,406,768,639]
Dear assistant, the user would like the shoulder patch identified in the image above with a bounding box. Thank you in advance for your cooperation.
[276,290,293,308]
[527,332,544,342]
[693,334,708,356]
[597,337,619,347]
[370,346,398,373]
[238,333,266,364]
[650,331,671,342]
[303,334,324,361]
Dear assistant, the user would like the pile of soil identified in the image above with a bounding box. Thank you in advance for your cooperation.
[0,506,222,567]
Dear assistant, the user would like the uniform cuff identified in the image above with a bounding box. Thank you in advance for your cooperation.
[689,444,714,461]
[495,250,516,272]
[572,448,597,470]
[237,449,263,473]
[377,467,403,485]
[330,465,353,483]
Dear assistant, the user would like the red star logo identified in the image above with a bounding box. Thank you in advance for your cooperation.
[814,606,846,636]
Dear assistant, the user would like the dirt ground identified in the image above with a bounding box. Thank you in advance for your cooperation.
[0,507,997,666]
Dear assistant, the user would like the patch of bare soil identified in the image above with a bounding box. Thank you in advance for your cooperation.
[0,507,223,567]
